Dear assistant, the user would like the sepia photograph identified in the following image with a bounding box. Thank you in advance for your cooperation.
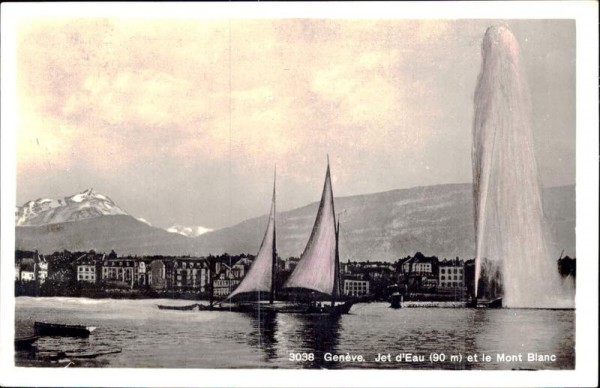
[1,2,598,387]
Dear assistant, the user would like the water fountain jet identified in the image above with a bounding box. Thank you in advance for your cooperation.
[472,25,574,308]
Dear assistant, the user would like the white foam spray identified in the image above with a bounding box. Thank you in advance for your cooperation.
[472,25,574,308]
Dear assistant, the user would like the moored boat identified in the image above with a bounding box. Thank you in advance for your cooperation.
[14,335,40,350]
[389,292,403,309]
[157,303,201,311]
[467,297,503,309]
[216,159,355,316]
[34,321,96,337]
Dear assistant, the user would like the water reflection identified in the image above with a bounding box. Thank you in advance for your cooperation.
[285,313,341,369]
[242,310,278,362]
[15,298,575,369]
[243,310,343,368]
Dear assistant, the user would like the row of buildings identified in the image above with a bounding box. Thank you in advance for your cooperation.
[15,250,253,298]
[340,252,469,297]
[17,250,574,299]
[14,250,471,299]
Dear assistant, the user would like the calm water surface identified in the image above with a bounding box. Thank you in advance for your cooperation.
[15,297,574,369]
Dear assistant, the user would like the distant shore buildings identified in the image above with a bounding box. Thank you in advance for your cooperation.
[14,249,576,300]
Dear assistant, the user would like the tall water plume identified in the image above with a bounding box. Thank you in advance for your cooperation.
[472,25,573,308]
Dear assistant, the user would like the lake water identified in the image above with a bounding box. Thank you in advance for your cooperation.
[15,297,574,369]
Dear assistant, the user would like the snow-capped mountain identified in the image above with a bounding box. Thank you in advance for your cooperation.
[136,217,152,226]
[15,184,575,259]
[167,225,213,237]
[15,188,128,226]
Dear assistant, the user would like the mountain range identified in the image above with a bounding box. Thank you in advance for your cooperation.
[15,184,575,260]
[15,188,127,226]
[166,225,214,238]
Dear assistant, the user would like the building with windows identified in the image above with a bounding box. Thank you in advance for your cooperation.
[19,259,36,281]
[400,254,435,276]
[397,252,440,292]
[36,256,48,284]
[76,255,101,283]
[343,279,370,297]
[438,259,465,290]
[212,262,241,297]
[15,250,47,284]
[231,257,253,279]
[148,260,167,289]
[137,260,147,286]
[102,257,136,287]
[171,257,211,292]
[212,263,243,297]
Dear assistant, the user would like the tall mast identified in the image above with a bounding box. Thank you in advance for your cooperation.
[270,165,277,304]
[331,219,340,307]
[329,155,338,307]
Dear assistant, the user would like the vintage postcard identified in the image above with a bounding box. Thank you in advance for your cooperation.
[1,2,598,387]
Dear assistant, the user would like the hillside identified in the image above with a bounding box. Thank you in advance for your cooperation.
[15,184,575,260]
[193,184,575,260]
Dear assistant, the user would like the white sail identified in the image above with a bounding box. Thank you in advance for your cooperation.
[226,178,276,300]
[284,163,337,296]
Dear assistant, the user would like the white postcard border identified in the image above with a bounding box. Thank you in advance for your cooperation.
[1,2,598,387]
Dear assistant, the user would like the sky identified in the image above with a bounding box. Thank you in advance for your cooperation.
[14,19,575,230]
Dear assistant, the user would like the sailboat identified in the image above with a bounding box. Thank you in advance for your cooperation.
[214,159,353,315]
[213,169,279,311]
[282,158,354,315]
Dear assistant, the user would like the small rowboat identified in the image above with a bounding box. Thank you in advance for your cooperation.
[157,303,201,311]
[34,321,97,337]
[14,335,40,350]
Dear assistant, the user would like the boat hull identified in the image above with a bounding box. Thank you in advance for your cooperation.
[15,335,40,351]
[467,297,503,309]
[157,303,200,311]
[34,322,96,337]
[389,293,402,309]
[214,300,355,315]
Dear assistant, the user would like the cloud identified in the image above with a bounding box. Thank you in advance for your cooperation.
[15,19,574,224]
[16,20,447,170]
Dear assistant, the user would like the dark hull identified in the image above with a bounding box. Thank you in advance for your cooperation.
[34,322,96,337]
[15,335,39,350]
[389,293,402,309]
[467,297,503,309]
[157,303,200,311]
[214,300,355,315]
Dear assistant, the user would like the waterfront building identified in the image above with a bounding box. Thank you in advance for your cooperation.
[36,255,48,284]
[396,253,440,292]
[148,260,167,289]
[75,251,104,283]
[15,250,47,284]
[102,257,136,288]
[212,263,241,297]
[438,259,465,290]
[137,260,148,286]
[400,255,435,275]
[172,257,211,292]
[422,278,438,289]
[19,259,36,281]
[231,257,253,279]
[353,261,395,281]
[343,279,370,297]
